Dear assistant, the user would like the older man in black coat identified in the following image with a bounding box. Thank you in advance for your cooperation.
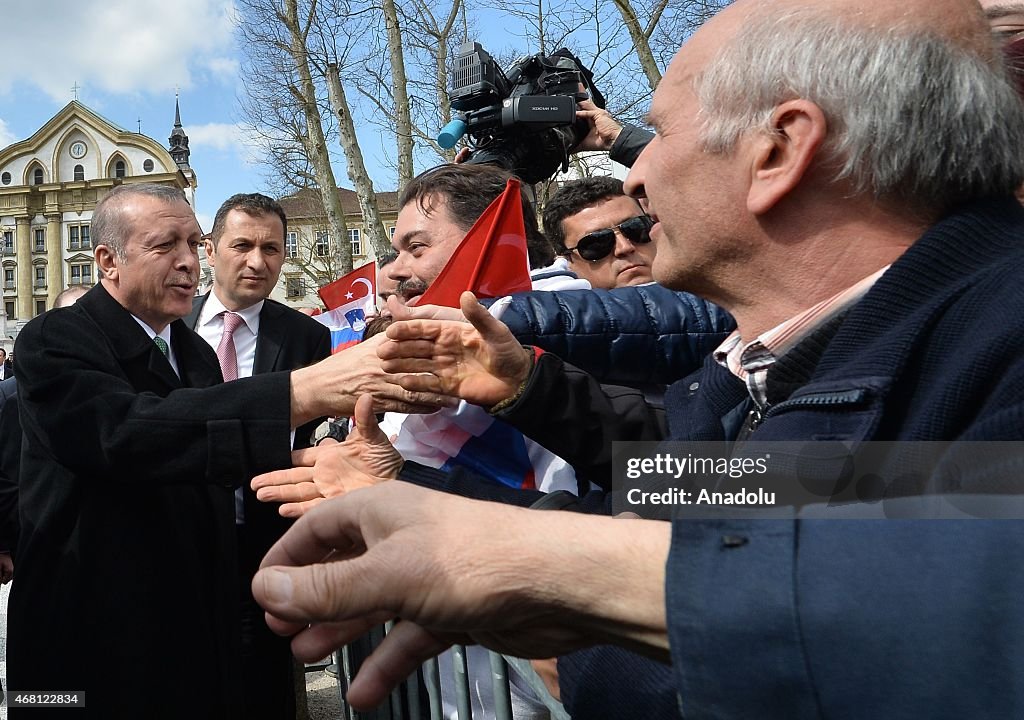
[6,184,438,719]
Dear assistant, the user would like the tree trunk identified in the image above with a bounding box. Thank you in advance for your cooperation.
[382,0,415,191]
[611,0,662,90]
[326,64,392,262]
[281,0,351,273]
[434,35,455,162]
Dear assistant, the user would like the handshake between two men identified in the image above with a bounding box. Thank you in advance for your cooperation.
[253,291,536,516]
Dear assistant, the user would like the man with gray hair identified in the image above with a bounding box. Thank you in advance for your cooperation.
[6,183,446,718]
[250,0,1024,717]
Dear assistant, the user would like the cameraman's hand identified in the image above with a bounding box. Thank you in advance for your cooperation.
[574,98,623,152]
[453,147,472,164]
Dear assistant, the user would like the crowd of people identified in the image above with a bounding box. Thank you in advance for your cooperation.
[3,0,1024,717]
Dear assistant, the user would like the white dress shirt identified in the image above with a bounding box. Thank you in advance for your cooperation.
[195,293,263,379]
[195,293,267,524]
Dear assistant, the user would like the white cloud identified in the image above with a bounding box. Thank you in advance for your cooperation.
[0,0,238,101]
[204,57,241,83]
[0,119,15,149]
[187,122,264,168]
[187,122,246,151]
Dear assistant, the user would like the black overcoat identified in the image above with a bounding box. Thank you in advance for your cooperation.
[8,284,292,719]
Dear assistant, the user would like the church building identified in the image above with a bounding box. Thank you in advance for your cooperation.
[0,99,196,341]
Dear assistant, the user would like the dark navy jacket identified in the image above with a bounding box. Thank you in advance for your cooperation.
[661,197,1024,719]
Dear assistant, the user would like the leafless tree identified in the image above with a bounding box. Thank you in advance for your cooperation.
[236,0,394,274]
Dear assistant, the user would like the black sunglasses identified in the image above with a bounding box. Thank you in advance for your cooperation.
[564,215,654,262]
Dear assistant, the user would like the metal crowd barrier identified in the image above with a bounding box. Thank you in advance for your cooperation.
[311,623,569,720]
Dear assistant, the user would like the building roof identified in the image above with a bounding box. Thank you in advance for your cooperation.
[278,187,400,221]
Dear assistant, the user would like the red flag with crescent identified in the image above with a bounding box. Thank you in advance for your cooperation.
[415,178,533,308]
[317,261,376,312]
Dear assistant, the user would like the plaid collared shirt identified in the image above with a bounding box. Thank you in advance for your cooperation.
[713,266,890,412]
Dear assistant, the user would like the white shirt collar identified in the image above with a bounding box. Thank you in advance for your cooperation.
[131,314,179,377]
[198,291,264,335]
[131,314,173,345]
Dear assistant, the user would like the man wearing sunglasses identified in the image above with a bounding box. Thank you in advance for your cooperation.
[544,177,656,289]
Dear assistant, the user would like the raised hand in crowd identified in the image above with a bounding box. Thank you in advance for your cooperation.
[252,481,670,710]
[252,395,403,517]
[378,291,533,408]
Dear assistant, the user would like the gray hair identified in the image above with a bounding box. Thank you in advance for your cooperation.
[93,184,189,260]
[695,9,1024,213]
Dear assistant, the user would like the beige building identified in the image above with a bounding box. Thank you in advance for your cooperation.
[271,187,399,309]
[0,100,196,343]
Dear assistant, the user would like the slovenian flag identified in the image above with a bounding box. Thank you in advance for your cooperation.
[315,262,376,353]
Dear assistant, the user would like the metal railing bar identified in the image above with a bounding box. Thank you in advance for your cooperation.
[502,656,571,720]
[451,644,473,719]
[488,652,514,720]
[423,657,443,720]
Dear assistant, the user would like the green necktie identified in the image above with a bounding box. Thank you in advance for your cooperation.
[153,336,169,357]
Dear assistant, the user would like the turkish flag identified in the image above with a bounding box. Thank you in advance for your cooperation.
[416,178,532,308]
[318,261,376,311]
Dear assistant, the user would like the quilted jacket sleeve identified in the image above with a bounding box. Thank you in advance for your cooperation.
[499,284,735,386]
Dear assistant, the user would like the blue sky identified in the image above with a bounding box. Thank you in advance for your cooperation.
[0,0,663,232]
[0,0,430,233]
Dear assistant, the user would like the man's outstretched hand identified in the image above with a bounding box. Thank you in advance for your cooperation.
[251,395,404,517]
[378,291,534,409]
[251,482,671,711]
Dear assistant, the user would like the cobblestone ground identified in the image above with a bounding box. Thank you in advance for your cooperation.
[0,582,342,720]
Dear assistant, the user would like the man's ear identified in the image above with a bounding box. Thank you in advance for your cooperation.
[204,238,217,268]
[95,245,119,282]
[746,99,827,215]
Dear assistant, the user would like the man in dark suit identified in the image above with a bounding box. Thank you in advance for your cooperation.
[0,348,13,380]
[185,193,330,718]
[5,183,428,719]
